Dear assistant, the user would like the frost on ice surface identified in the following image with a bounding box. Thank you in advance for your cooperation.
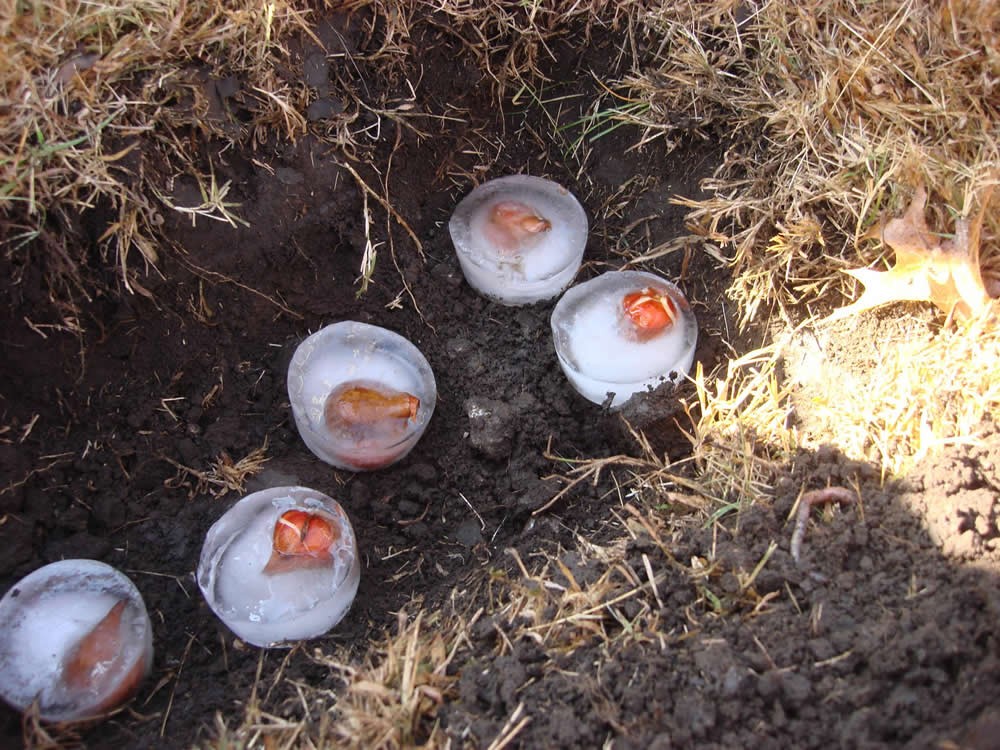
[449,175,588,305]
[197,486,360,648]
[288,321,436,471]
[551,270,698,409]
[0,560,153,722]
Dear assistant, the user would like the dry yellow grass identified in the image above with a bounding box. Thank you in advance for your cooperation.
[626,0,998,317]
[681,350,793,502]
[1,0,318,308]
[781,313,1000,475]
[605,0,1000,480]
[199,607,468,750]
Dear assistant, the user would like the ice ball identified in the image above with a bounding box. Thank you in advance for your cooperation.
[197,486,360,648]
[0,560,153,722]
[288,321,436,471]
[449,175,588,305]
[550,270,698,409]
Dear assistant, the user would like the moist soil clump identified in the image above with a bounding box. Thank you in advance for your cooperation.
[2,9,999,750]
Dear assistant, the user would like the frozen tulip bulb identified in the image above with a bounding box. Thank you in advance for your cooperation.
[449,175,588,305]
[550,270,698,409]
[288,321,436,471]
[197,486,360,648]
[0,560,153,722]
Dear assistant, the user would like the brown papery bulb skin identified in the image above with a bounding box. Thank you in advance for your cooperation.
[324,386,419,429]
[62,599,145,713]
[263,509,340,575]
[622,288,679,335]
[484,200,552,253]
[63,600,127,691]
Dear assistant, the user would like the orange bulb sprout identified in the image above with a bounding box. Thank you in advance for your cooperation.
[263,509,340,575]
[484,200,552,252]
[62,599,146,712]
[622,288,678,335]
[325,385,419,429]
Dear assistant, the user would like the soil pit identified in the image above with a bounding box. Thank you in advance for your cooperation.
[2,8,999,750]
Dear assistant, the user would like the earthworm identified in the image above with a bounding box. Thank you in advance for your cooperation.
[790,486,856,563]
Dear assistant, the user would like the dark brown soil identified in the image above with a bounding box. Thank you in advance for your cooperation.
[2,8,999,750]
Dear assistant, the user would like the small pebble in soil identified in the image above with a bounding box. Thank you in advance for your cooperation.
[449,175,587,305]
[302,52,329,88]
[0,559,153,722]
[551,270,697,409]
[465,397,516,460]
[197,486,359,648]
[306,97,345,122]
[454,519,484,547]
[287,321,436,471]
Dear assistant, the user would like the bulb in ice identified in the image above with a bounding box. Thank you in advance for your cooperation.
[288,321,437,471]
[197,486,360,648]
[622,288,680,336]
[325,384,419,429]
[449,175,588,305]
[263,508,339,575]
[0,560,153,722]
[550,270,698,409]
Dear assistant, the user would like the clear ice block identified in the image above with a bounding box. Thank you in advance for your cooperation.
[288,321,437,471]
[550,270,698,409]
[449,175,588,305]
[197,486,360,648]
[0,560,153,722]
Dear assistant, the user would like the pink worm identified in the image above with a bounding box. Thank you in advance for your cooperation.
[790,487,856,563]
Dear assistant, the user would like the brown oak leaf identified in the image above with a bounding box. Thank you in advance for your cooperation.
[828,184,996,322]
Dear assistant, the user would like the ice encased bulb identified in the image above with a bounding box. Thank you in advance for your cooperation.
[197,486,360,648]
[288,322,436,471]
[550,270,698,409]
[0,560,153,722]
[449,175,588,305]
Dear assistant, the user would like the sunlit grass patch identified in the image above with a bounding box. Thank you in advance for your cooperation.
[599,0,1000,478]
[624,0,998,321]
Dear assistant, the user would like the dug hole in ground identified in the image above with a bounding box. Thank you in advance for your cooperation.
[1,3,999,749]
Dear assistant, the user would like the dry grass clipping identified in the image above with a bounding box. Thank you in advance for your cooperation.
[500,543,656,652]
[680,350,793,504]
[162,439,270,499]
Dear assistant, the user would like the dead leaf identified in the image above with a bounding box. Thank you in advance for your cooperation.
[828,183,997,322]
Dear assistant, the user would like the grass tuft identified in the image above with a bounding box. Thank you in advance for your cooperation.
[622,0,999,322]
[314,608,464,748]
[596,0,1000,476]
[1,0,319,308]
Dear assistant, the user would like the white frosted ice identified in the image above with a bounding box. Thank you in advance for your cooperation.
[551,270,698,409]
[449,175,588,305]
[288,321,436,471]
[197,486,360,647]
[0,560,153,722]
